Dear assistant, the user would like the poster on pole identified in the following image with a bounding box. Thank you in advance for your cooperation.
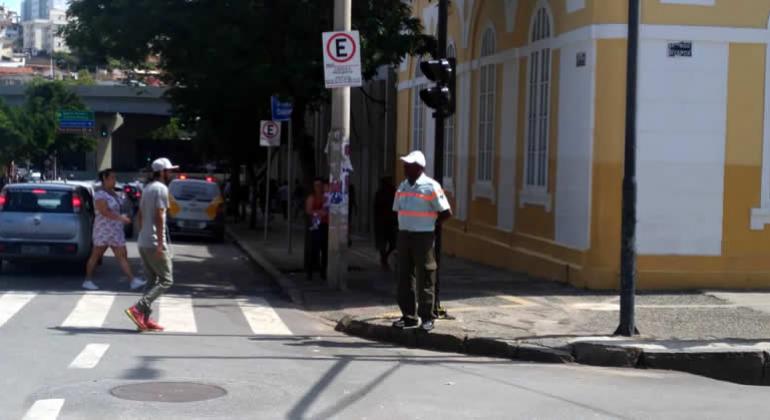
[322,30,363,88]
[260,120,281,147]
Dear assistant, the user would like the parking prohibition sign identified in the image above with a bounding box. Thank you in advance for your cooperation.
[322,31,362,88]
[260,120,281,147]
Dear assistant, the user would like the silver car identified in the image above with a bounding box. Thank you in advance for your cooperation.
[0,183,95,271]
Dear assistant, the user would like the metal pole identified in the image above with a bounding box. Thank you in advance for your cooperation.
[383,68,390,175]
[615,0,640,337]
[288,120,293,254]
[327,0,352,290]
[430,0,449,318]
[264,148,271,241]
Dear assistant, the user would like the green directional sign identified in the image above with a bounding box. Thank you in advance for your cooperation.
[58,110,94,121]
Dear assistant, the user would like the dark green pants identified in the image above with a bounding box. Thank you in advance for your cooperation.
[397,231,437,322]
[137,247,174,315]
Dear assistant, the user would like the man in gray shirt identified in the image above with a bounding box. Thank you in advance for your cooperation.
[125,157,178,332]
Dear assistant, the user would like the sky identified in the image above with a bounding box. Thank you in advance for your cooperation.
[4,1,21,14]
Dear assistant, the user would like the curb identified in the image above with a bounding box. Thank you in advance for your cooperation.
[335,315,770,385]
[335,315,575,364]
[226,226,304,305]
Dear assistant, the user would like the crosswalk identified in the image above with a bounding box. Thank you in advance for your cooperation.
[0,290,293,336]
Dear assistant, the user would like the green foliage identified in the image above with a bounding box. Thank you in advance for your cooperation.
[0,81,95,165]
[63,0,434,163]
[149,117,186,140]
[73,70,96,86]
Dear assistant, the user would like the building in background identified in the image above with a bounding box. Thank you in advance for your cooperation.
[399,0,770,290]
[21,0,69,55]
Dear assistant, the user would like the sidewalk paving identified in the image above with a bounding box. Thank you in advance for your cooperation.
[227,217,770,385]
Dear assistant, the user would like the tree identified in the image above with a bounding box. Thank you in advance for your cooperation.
[9,81,95,166]
[63,1,434,167]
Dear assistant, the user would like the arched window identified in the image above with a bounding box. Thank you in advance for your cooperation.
[444,43,457,181]
[525,5,552,190]
[412,60,426,151]
[477,28,496,183]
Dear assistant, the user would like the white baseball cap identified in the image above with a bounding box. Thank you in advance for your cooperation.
[400,150,426,168]
[151,157,179,172]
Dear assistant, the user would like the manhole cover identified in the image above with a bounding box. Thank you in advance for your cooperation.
[110,382,227,403]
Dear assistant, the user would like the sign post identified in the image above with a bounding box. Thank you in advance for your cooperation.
[271,96,294,253]
[322,19,359,290]
[260,120,281,241]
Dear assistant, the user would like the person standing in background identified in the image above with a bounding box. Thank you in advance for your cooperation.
[374,176,398,271]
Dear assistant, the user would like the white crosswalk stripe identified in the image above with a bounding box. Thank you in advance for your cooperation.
[0,289,294,336]
[22,399,64,420]
[158,295,197,333]
[69,343,110,369]
[61,292,116,328]
[238,296,292,335]
[0,291,36,328]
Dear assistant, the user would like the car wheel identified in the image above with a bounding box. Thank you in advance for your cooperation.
[214,229,226,243]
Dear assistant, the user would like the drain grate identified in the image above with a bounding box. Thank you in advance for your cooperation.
[110,382,227,403]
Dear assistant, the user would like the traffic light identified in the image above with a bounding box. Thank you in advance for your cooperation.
[419,57,456,117]
[99,125,109,138]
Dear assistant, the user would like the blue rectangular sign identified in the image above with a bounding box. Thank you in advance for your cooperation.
[59,121,95,129]
[271,96,293,121]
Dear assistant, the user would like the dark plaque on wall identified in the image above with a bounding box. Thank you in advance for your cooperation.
[668,41,693,57]
[576,52,586,67]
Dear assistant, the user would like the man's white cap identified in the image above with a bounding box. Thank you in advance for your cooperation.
[400,150,426,168]
[151,157,179,172]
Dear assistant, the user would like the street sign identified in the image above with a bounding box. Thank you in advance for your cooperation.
[260,120,281,147]
[271,96,293,121]
[322,30,363,88]
[58,110,95,130]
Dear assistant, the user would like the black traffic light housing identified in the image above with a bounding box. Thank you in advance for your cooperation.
[99,124,109,138]
[419,57,456,117]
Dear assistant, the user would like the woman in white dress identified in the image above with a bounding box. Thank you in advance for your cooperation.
[82,169,146,291]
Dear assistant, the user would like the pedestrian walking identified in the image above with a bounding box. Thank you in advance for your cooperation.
[392,151,452,331]
[82,168,146,291]
[305,177,329,281]
[125,158,178,332]
[373,176,398,271]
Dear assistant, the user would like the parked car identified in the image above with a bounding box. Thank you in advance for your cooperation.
[0,183,95,272]
[167,176,225,242]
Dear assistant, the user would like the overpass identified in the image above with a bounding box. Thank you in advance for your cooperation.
[0,85,175,175]
[0,85,172,116]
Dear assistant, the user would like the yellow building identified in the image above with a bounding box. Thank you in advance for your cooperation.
[396,0,770,290]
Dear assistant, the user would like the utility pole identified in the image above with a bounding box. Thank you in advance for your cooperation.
[326,0,352,290]
[615,0,640,337]
[433,0,448,317]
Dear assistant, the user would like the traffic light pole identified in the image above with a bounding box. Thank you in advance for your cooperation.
[615,0,640,337]
[432,0,448,318]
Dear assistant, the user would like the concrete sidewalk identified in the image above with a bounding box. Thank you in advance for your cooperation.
[227,218,770,385]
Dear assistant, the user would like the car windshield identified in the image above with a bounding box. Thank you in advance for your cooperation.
[5,189,73,213]
[170,181,219,202]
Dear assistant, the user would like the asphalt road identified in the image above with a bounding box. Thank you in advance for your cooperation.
[1,239,769,420]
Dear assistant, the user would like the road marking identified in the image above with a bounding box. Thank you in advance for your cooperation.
[0,292,36,328]
[61,293,116,328]
[159,295,197,333]
[238,297,292,335]
[69,343,110,369]
[22,399,64,420]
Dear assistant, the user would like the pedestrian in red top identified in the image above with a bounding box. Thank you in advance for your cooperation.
[305,177,329,281]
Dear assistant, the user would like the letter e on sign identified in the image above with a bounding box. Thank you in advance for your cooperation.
[260,120,281,147]
[322,31,363,89]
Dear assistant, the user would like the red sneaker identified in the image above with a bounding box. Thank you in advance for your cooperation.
[125,306,148,331]
[144,318,164,332]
